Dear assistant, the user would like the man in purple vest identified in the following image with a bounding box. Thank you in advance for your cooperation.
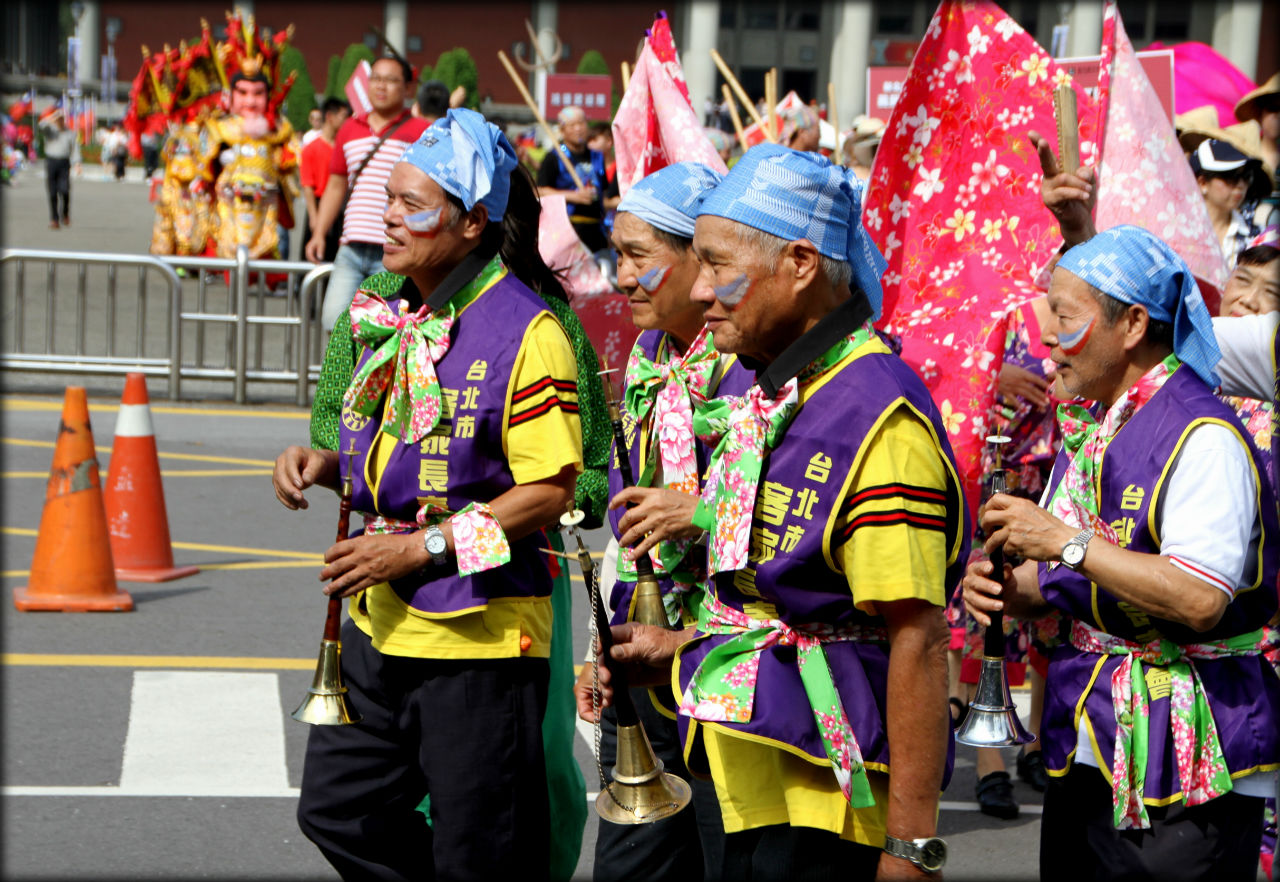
[597,144,968,879]
[964,225,1280,881]
[273,109,582,881]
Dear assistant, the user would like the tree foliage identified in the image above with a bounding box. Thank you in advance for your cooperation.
[577,50,608,76]
[325,54,342,100]
[432,48,479,109]
[329,43,376,103]
[278,45,316,133]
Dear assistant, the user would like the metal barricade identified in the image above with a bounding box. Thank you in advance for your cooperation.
[0,246,333,405]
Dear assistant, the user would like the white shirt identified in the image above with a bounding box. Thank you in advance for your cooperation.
[1212,312,1278,401]
[301,128,322,147]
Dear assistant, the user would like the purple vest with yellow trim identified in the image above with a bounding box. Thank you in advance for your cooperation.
[1038,366,1280,797]
[340,272,561,616]
[605,328,755,625]
[676,343,968,777]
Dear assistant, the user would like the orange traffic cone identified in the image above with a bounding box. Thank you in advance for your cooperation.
[14,387,134,611]
[103,373,199,582]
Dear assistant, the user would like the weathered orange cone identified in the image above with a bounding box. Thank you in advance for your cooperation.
[103,373,199,582]
[14,387,134,611]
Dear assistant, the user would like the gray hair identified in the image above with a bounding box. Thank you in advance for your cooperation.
[733,224,852,289]
[1086,283,1173,348]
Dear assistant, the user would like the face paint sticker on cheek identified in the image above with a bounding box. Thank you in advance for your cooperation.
[404,206,444,238]
[637,265,670,293]
[1057,315,1095,356]
[713,274,751,308]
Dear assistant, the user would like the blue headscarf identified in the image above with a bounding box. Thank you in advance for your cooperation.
[396,108,518,221]
[1058,225,1221,388]
[616,161,723,239]
[696,143,886,318]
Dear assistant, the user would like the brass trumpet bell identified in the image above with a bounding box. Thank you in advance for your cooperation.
[291,639,362,725]
[630,574,675,629]
[595,722,692,824]
[954,656,1035,747]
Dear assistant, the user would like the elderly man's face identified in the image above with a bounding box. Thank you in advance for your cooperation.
[1044,267,1130,403]
[611,212,703,336]
[381,163,474,278]
[561,117,587,150]
[690,215,781,360]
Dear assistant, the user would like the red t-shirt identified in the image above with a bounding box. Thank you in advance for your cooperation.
[330,109,429,246]
[299,137,334,198]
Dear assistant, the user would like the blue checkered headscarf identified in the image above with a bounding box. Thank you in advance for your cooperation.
[1058,225,1221,388]
[396,108,518,221]
[616,162,723,239]
[697,144,885,318]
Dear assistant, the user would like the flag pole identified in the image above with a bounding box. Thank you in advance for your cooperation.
[827,80,841,164]
[710,49,770,136]
[497,49,586,190]
[620,60,630,92]
[722,84,748,153]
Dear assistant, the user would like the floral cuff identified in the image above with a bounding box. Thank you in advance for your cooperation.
[449,502,511,576]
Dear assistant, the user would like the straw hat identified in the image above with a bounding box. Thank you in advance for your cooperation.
[1176,104,1264,158]
[844,115,885,167]
[1234,72,1280,124]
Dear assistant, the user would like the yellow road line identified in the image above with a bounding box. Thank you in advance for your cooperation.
[3,468,272,478]
[2,652,314,670]
[1,528,325,562]
[4,437,275,467]
[3,399,308,419]
[200,560,323,571]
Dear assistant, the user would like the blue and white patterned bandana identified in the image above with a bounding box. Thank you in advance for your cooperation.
[616,161,723,239]
[697,143,885,318]
[1059,225,1221,388]
[396,108,518,221]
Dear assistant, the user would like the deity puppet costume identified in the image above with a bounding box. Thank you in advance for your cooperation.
[1035,227,1280,879]
[296,110,582,882]
[674,146,968,861]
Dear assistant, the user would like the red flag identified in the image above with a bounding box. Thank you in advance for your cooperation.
[1092,1,1228,297]
[864,0,1099,522]
[612,12,726,196]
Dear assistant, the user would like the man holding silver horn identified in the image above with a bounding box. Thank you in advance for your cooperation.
[596,144,967,879]
[962,225,1280,881]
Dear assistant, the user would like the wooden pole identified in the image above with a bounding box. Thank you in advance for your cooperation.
[827,80,840,163]
[710,49,768,133]
[497,49,585,190]
[765,68,778,143]
[722,83,748,153]
[620,60,631,92]
[525,19,551,67]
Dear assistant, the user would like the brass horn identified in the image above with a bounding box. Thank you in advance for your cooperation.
[955,436,1035,748]
[292,443,362,726]
[550,508,691,823]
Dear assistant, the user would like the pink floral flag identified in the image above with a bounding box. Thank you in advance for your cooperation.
[864,0,1099,522]
[612,12,727,197]
[537,194,614,304]
[1092,2,1229,294]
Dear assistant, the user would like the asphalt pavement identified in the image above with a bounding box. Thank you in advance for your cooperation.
[0,161,1063,881]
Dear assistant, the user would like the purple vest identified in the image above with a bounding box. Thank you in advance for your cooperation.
[676,343,968,778]
[1039,366,1280,797]
[605,328,755,624]
[340,272,557,615]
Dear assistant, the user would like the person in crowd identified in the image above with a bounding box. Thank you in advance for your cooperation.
[38,108,74,229]
[963,224,1279,881]
[299,97,350,264]
[591,144,966,879]
[537,106,611,254]
[1236,73,1279,183]
[776,103,821,153]
[1190,138,1266,269]
[842,116,884,181]
[573,161,751,881]
[703,127,734,167]
[302,106,324,146]
[412,79,450,123]
[306,54,429,330]
[275,108,583,881]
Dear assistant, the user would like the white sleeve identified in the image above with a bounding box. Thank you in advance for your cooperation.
[1212,313,1278,401]
[1155,423,1260,596]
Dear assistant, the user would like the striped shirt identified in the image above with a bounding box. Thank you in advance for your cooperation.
[329,110,429,246]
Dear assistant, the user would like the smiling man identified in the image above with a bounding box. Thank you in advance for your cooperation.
[963,225,1280,881]
[275,108,580,881]
[599,145,968,879]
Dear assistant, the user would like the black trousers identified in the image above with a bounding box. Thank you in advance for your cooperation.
[46,157,69,222]
[593,689,726,881]
[297,619,550,882]
[720,825,882,881]
[1040,764,1264,882]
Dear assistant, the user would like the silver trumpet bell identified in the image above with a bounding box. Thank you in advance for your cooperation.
[954,655,1034,747]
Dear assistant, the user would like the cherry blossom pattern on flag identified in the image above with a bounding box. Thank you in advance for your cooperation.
[612,12,728,197]
[537,194,614,304]
[863,0,1099,524]
[1092,2,1228,293]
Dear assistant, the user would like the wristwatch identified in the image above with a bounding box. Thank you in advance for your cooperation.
[423,525,448,566]
[1060,527,1095,571]
[883,834,947,874]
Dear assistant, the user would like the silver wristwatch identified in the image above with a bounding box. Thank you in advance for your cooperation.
[1061,527,1095,571]
[423,525,448,566]
[883,834,947,874]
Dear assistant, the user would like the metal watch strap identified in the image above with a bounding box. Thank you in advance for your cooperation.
[1062,527,1095,570]
[423,525,447,566]
[883,835,945,873]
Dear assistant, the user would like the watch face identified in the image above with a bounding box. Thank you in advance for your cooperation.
[1062,542,1085,567]
[920,839,946,872]
[426,533,447,555]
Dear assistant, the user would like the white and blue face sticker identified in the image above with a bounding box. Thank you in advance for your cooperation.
[404,205,444,238]
[636,265,670,293]
[1057,314,1095,355]
[712,273,751,307]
